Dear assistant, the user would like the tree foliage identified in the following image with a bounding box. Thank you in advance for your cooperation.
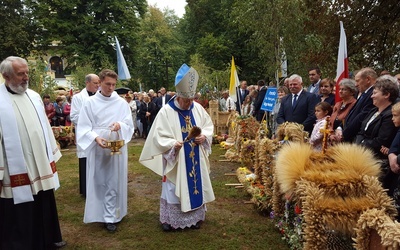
[183,0,400,84]
[27,58,58,96]
[133,6,186,92]
[25,0,147,73]
[0,0,37,59]
[189,53,231,94]
[328,0,400,72]
[1,0,400,91]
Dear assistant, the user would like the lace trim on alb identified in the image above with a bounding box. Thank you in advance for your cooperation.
[160,198,206,229]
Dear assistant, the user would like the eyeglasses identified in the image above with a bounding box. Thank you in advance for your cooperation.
[339,88,349,92]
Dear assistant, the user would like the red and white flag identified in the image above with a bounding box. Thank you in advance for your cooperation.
[335,21,349,102]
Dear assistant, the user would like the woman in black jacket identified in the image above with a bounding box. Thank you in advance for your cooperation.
[355,76,399,163]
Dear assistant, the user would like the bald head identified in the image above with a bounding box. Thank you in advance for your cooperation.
[85,73,100,93]
[354,68,377,93]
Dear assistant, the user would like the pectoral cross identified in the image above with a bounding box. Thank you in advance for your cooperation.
[184,115,191,125]
[178,111,193,133]
[182,115,192,133]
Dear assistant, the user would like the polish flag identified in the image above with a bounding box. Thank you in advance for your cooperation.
[335,21,349,102]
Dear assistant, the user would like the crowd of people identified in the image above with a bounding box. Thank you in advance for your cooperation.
[3,53,400,249]
[217,67,400,150]
[43,93,72,127]
[217,66,400,220]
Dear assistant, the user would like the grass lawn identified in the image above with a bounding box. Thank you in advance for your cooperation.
[56,139,290,250]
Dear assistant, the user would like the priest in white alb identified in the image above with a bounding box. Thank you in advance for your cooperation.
[76,69,133,232]
[70,73,100,198]
[0,56,65,249]
[139,64,215,231]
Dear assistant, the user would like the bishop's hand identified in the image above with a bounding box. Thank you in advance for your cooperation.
[194,134,206,145]
[174,141,183,151]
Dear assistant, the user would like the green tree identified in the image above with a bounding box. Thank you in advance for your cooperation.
[3,0,400,86]
[189,54,231,99]
[26,0,147,73]
[183,0,234,68]
[69,59,117,91]
[134,6,186,92]
[0,0,37,59]
[69,62,97,90]
[27,57,58,97]
[182,0,400,84]
[323,0,400,72]
[183,0,278,84]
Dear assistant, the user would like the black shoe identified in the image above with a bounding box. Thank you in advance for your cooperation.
[162,223,172,232]
[105,223,117,232]
[54,241,67,248]
[190,221,201,229]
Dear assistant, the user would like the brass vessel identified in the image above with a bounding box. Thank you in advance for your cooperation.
[106,130,124,155]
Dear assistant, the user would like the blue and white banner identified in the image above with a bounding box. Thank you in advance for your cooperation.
[115,36,131,80]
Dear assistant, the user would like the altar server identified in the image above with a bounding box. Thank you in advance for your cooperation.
[77,69,133,232]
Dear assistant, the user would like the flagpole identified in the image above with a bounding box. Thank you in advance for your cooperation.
[236,85,241,114]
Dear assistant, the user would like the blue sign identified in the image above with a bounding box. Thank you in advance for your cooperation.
[261,87,278,111]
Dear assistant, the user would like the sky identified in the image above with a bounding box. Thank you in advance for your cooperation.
[147,0,187,17]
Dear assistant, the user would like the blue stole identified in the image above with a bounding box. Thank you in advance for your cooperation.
[169,99,203,210]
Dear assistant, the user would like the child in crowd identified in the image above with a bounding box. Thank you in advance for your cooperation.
[382,102,400,220]
[309,102,333,151]
[241,95,254,116]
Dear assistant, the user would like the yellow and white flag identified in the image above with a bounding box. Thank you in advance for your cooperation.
[229,56,239,103]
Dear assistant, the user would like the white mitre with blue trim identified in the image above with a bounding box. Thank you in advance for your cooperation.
[174,63,199,98]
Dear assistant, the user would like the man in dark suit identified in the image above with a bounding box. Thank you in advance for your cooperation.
[342,68,377,142]
[154,87,172,112]
[307,66,322,96]
[277,74,318,134]
[236,80,249,113]
[253,80,268,121]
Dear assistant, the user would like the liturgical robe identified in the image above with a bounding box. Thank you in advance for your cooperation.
[77,91,133,224]
[139,98,215,228]
[0,84,63,249]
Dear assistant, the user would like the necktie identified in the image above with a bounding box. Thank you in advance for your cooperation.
[358,92,364,101]
[292,94,298,108]
[354,92,365,109]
